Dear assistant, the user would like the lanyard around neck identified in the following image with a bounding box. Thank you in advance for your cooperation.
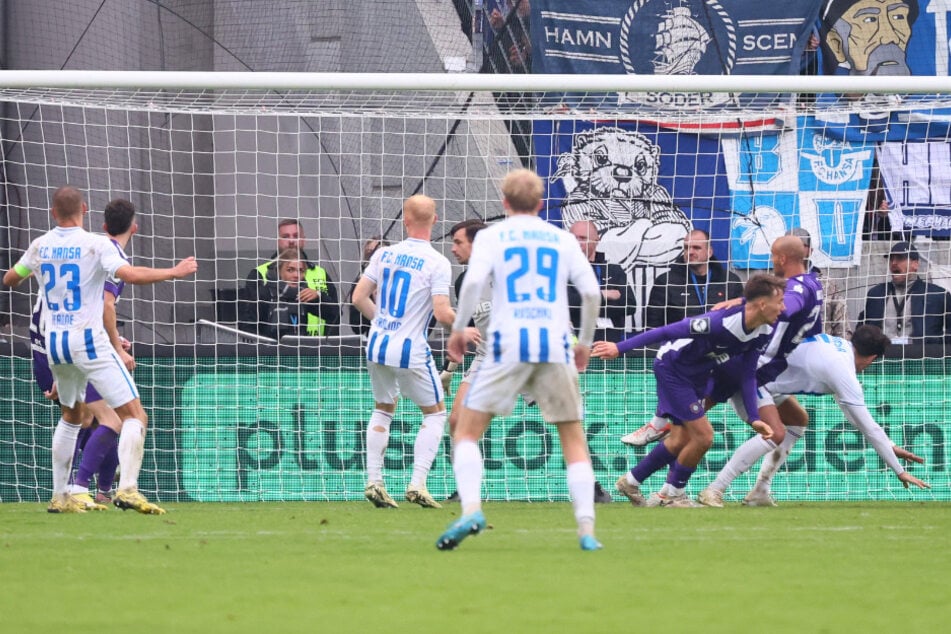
[690,270,710,306]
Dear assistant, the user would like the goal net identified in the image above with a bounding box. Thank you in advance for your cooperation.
[0,71,947,504]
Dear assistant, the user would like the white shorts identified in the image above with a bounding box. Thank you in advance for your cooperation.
[728,386,778,421]
[368,360,443,407]
[460,354,486,386]
[47,328,139,409]
[464,360,582,423]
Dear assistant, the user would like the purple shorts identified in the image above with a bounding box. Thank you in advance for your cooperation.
[33,349,103,403]
[653,359,707,425]
[706,367,739,405]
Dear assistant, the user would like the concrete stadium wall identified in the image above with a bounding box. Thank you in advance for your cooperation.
[0,0,512,343]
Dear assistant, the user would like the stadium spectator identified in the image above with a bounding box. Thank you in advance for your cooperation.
[864,164,903,242]
[347,236,388,336]
[3,186,196,514]
[787,227,850,338]
[450,0,534,162]
[247,248,338,340]
[242,219,339,336]
[567,220,633,342]
[436,169,604,551]
[645,228,743,329]
[486,0,532,73]
[594,274,785,508]
[859,241,951,345]
[352,195,457,511]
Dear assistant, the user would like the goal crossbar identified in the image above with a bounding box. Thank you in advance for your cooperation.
[3,70,951,94]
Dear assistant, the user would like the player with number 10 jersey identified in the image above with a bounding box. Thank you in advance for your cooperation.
[362,236,452,372]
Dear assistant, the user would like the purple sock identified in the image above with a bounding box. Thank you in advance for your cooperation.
[74,426,119,489]
[666,460,697,489]
[98,443,120,493]
[68,427,93,485]
[631,442,677,484]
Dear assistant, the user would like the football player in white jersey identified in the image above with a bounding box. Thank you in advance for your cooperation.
[3,186,197,514]
[435,169,604,552]
[352,194,458,510]
[698,324,929,507]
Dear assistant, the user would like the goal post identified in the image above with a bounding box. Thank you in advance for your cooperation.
[0,71,946,503]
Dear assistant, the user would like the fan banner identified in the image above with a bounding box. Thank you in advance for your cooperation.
[724,116,874,269]
[531,0,823,79]
[818,0,951,76]
[534,118,732,328]
[877,141,951,237]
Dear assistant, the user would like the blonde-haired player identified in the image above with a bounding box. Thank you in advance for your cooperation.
[353,194,459,509]
[436,169,603,551]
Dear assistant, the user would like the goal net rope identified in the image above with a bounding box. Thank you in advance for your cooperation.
[0,70,946,503]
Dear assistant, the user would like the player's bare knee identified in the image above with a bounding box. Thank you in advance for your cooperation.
[375,402,396,414]
[695,430,714,452]
[115,399,148,426]
[778,399,809,428]
[61,404,83,425]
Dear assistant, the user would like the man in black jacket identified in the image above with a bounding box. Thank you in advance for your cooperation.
[567,220,634,342]
[646,229,743,329]
[246,248,340,339]
[240,219,340,337]
[859,241,951,345]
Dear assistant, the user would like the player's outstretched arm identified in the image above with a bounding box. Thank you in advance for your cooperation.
[432,294,455,328]
[893,445,926,465]
[116,256,197,285]
[447,330,467,364]
[104,290,135,372]
[711,297,743,311]
[591,341,619,359]
[898,471,930,489]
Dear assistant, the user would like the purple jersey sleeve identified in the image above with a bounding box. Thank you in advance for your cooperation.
[104,278,125,300]
[757,273,823,384]
[615,310,727,354]
[104,239,127,300]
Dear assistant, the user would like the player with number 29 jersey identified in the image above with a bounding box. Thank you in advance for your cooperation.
[462,214,598,366]
[362,238,452,369]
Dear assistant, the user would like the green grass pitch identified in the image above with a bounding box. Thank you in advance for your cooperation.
[1,501,949,633]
